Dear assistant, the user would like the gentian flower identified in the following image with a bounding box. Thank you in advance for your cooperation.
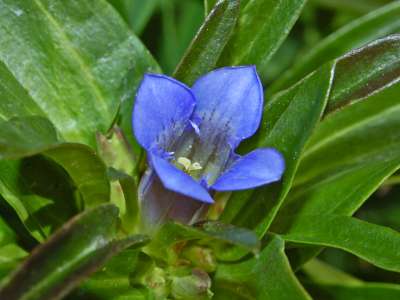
[133,66,285,229]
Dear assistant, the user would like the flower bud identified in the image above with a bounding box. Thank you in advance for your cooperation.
[171,269,213,300]
[182,246,216,273]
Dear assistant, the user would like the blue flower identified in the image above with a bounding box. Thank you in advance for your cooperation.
[133,66,285,225]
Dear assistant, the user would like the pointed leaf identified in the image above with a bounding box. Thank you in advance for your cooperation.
[270,1,400,93]
[218,0,306,80]
[276,82,400,228]
[278,215,400,273]
[0,204,148,300]
[174,0,240,85]
[213,235,311,300]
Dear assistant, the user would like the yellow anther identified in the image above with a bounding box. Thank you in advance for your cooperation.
[177,157,191,170]
[177,157,202,172]
[190,162,202,171]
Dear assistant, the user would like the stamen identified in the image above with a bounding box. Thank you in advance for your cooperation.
[190,162,202,171]
[177,157,203,172]
[177,157,191,170]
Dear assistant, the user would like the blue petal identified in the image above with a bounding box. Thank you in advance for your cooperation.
[211,148,285,191]
[149,153,214,203]
[133,74,196,151]
[191,66,263,145]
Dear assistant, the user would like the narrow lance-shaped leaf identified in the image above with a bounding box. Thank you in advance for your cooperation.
[303,259,400,300]
[218,0,306,80]
[270,1,400,93]
[327,34,400,112]
[278,215,400,273]
[0,204,149,300]
[213,235,311,300]
[276,82,400,229]
[269,83,400,269]
[174,0,240,85]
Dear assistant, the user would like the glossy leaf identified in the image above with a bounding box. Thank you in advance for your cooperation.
[0,0,159,148]
[327,34,400,112]
[0,204,149,300]
[174,0,240,85]
[222,35,400,240]
[278,215,400,273]
[270,1,400,93]
[204,0,216,14]
[213,235,311,300]
[218,0,306,80]
[0,117,58,159]
[276,82,400,226]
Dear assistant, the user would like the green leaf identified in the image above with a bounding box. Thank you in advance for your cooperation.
[159,0,204,74]
[278,215,400,273]
[277,82,400,226]
[147,221,260,263]
[0,116,111,239]
[0,117,58,159]
[0,215,28,279]
[302,258,362,286]
[44,144,110,209]
[221,63,334,238]
[0,244,27,280]
[270,1,400,93]
[173,0,240,85]
[0,213,17,247]
[0,0,159,148]
[71,249,147,300]
[108,169,139,234]
[107,0,160,34]
[307,283,400,300]
[0,158,77,242]
[0,204,149,300]
[222,35,400,242]
[218,0,306,80]
[303,259,400,300]
[213,235,311,300]
[327,34,400,112]
[204,0,218,15]
[0,116,110,207]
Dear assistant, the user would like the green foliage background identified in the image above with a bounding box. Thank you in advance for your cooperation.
[0,0,399,299]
